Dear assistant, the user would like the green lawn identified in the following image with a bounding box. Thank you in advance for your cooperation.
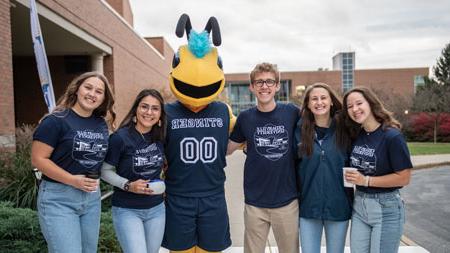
[407,142,450,155]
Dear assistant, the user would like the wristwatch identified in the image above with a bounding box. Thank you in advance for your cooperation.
[123,181,131,191]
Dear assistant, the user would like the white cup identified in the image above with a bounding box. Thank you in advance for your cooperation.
[90,179,100,193]
[147,180,166,195]
[343,167,358,187]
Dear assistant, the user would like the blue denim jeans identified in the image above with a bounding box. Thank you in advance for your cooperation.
[37,180,101,253]
[350,190,405,253]
[112,202,165,253]
[299,217,349,253]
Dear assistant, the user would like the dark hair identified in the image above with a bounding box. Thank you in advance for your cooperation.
[119,89,166,142]
[53,71,116,129]
[342,86,401,140]
[299,83,346,157]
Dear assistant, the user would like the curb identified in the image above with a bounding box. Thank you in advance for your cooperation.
[413,161,450,170]
[401,235,417,246]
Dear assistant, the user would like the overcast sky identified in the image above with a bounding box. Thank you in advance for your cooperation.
[129,0,450,74]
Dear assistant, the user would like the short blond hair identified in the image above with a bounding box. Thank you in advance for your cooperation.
[249,62,280,84]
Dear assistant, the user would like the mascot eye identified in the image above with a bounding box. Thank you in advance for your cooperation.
[217,56,223,70]
[172,52,180,68]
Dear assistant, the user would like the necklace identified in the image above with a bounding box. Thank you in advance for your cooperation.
[364,122,381,135]
[134,126,148,142]
[139,131,146,141]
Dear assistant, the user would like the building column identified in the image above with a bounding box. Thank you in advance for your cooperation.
[91,53,105,74]
[0,1,16,150]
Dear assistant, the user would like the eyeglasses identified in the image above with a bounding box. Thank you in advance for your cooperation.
[138,103,160,113]
[253,79,277,87]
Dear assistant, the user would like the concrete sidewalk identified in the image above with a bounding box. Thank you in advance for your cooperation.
[411,154,450,169]
[223,152,450,251]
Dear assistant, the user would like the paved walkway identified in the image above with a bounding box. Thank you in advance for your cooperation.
[411,154,450,169]
[221,152,450,252]
[402,165,450,253]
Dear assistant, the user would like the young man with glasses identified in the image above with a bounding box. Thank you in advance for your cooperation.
[228,62,300,253]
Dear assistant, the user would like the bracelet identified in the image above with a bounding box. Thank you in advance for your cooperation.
[364,176,369,187]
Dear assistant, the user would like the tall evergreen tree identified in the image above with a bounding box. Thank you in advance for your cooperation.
[433,42,450,86]
[412,43,450,143]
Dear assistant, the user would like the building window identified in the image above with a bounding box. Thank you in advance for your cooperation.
[343,83,353,93]
[226,82,255,115]
[226,80,291,115]
[276,80,291,102]
[340,53,354,93]
[413,75,425,93]
[295,85,306,98]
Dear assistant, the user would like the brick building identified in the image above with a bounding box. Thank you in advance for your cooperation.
[225,53,428,115]
[1,0,174,149]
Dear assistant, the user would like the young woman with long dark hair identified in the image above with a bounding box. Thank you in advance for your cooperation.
[296,83,352,253]
[101,89,166,253]
[342,87,412,253]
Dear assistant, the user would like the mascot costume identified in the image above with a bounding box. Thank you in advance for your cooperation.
[162,14,235,253]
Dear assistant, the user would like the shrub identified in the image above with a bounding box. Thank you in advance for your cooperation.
[100,182,113,211]
[0,125,38,209]
[0,201,121,252]
[99,211,122,252]
[406,112,450,142]
[0,202,46,252]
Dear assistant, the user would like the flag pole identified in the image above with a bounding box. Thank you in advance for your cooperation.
[30,0,56,112]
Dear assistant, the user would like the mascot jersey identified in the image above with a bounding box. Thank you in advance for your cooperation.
[165,101,230,197]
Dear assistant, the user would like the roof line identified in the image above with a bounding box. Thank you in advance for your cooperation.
[99,0,166,60]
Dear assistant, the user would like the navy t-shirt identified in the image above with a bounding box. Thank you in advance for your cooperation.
[33,109,109,181]
[350,126,413,193]
[105,126,164,209]
[230,103,300,208]
[164,101,230,197]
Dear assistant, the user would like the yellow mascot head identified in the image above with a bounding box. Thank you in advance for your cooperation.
[169,14,225,109]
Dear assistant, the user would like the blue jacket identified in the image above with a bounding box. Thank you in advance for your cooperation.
[295,119,352,221]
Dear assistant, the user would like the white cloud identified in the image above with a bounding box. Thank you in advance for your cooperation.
[130,0,450,73]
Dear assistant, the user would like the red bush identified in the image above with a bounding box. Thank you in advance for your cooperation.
[406,112,450,142]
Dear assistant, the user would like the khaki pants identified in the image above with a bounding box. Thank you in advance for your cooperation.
[244,199,299,253]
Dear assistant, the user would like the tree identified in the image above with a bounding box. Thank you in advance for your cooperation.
[433,42,450,86]
[412,76,450,143]
[371,87,411,127]
[412,42,450,143]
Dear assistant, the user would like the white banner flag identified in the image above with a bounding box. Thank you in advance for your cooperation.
[30,0,56,112]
